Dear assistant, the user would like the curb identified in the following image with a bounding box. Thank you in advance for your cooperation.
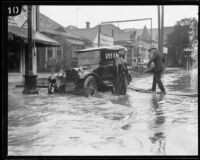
[16,84,48,88]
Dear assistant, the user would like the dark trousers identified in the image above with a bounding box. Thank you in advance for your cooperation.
[114,71,126,95]
[152,71,165,92]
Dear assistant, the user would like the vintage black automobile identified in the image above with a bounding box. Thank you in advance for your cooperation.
[48,45,132,97]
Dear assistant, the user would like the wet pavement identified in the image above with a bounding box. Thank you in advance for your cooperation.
[8,68,198,155]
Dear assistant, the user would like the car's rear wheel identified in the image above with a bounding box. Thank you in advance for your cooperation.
[83,76,97,97]
[48,81,57,94]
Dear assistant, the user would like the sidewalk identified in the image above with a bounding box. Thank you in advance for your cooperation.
[129,67,182,77]
[10,72,51,88]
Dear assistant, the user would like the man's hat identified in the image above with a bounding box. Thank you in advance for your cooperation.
[148,45,157,52]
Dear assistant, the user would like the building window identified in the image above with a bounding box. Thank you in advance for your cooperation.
[8,40,20,72]
[47,47,53,59]
[57,46,63,59]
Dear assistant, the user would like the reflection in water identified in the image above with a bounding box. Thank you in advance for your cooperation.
[167,70,197,94]
[190,68,198,91]
[110,94,132,108]
[148,94,166,155]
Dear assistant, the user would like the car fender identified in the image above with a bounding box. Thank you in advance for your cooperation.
[48,74,61,83]
[80,72,104,87]
[48,74,57,82]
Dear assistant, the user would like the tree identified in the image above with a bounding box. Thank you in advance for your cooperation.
[167,17,198,67]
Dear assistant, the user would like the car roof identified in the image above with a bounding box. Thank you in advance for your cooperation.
[75,45,127,53]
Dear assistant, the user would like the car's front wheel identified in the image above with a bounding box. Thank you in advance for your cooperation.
[83,76,97,97]
[48,81,57,94]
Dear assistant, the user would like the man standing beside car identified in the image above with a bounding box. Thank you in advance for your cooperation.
[146,45,166,94]
[113,51,131,95]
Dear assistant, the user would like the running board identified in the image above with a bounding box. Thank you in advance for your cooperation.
[103,80,114,87]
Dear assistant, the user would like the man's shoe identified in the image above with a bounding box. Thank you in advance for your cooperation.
[147,89,155,92]
[161,90,167,94]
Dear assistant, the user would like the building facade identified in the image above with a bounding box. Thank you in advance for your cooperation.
[8,5,60,83]
[69,23,136,66]
[37,14,93,71]
[38,30,89,71]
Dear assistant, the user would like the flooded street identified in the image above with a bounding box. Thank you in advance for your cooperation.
[8,69,198,155]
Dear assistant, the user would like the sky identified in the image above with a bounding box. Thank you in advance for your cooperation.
[40,5,199,30]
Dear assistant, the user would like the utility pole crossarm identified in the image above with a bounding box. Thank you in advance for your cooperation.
[100,18,153,44]
[101,18,152,25]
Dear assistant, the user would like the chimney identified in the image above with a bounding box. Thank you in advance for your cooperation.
[86,21,90,29]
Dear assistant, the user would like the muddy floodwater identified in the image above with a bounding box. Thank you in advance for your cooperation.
[8,69,198,155]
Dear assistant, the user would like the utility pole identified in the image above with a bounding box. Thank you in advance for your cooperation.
[23,5,38,94]
[28,5,32,73]
[158,6,161,52]
[158,5,166,69]
[98,25,101,47]
[24,5,32,76]
[161,5,164,54]
[36,6,40,31]
[158,5,164,54]
[150,18,152,44]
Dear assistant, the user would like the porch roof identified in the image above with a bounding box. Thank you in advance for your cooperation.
[8,25,61,46]
[75,45,127,53]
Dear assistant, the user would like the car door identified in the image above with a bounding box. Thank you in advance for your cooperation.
[100,51,116,83]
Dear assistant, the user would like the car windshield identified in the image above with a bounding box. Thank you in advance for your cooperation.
[77,50,100,66]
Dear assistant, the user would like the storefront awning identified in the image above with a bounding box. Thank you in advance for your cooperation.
[8,25,61,46]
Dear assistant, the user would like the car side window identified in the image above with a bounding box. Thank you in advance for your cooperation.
[101,51,124,65]
[105,52,117,60]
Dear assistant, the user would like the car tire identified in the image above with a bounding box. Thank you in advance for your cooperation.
[48,81,57,94]
[83,76,97,97]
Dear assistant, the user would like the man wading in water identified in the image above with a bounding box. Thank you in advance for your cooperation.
[146,45,166,94]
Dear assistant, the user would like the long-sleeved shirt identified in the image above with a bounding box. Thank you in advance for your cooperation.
[147,50,165,72]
